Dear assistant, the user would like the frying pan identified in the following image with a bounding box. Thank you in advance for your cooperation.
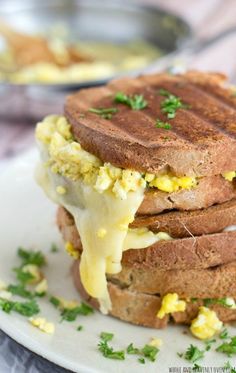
[0,0,235,119]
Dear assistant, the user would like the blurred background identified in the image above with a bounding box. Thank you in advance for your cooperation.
[1,0,236,371]
[1,0,236,168]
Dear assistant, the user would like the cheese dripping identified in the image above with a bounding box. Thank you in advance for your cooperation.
[35,116,172,313]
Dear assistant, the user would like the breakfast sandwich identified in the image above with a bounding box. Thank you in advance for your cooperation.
[35,71,236,339]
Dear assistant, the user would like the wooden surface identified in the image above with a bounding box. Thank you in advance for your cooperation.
[1,0,236,165]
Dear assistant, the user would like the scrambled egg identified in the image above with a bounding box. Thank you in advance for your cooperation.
[35,279,48,295]
[147,174,196,193]
[55,296,79,310]
[222,171,236,181]
[157,293,186,319]
[190,306,223,340]
[22,264,42,284]
[0,280,7,291]
[149,337,163,348]
[65,241,80,259]
[6,61,116,84]
[0,290,12,300]
[36,115,197,198]
[29,317,55,334]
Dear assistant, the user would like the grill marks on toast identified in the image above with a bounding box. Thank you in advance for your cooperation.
[65,72,236,174]
[151,80,236,139]
[70,76,236,144]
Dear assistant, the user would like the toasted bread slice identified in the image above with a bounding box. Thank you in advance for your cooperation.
[109,261,236,298]
[139,175,236,215]
[132,199,236,238]
[65,71,236,176]
[72,261,236,328]
[57,205,236,269]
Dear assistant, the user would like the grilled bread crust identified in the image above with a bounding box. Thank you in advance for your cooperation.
[65,71,236,176]
[139,175,236,215]
[72,261,236,329]
[57,205,236,270]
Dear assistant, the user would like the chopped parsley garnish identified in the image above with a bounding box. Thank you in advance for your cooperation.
[204,338,216,351]
[191,298,198,303]
[49,296,60,308]
[0,298,39,317]
[49,296,93,322]
[220,328,230,340]
[126,343,159,362]
[203,297,235,308]
[17,247,46,267]
[216,336,236,356]
[77,325,83,331]
[224,361,236,372]
[184,344,205,363]
[100,332,114,342]
[61,302,94,322]
[159,88,189,119]
[193,363,203,372]
[127,343,140,355]
[98,335,159,363]
[89,107,118,120]
[13,268,35,285]
[114,92,147,110]
[98,340,125,360]
[7,284,33,299]
[141,344,159,362]
[155,119,172,130]
[50,243,59,253]
[138,357,145,364]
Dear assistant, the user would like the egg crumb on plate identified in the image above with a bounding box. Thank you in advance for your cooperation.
[22,264,42,284]
[0,290,12,300]
[0,280,7,291]
[149,337,163,348]
[35,279,48,295]
[29,317,55,334]
[190,306,223,340]
[157,293,186,319]
[56,296,79,310]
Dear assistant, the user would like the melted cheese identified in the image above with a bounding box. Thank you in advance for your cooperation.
[35,116,175,313]
[36,158,172,313]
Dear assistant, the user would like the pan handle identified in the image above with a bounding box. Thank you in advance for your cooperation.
[186,25,236,53]
[143,25,236,74]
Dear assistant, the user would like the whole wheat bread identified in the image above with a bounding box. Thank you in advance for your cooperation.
[72,261,236,328]
[65,71,236,176]
[132,199,236,238]
[109,261,236,298]
[57,206,236,269]
[139,175,236,215]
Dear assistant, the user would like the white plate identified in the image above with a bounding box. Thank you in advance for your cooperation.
[0,148,234,373]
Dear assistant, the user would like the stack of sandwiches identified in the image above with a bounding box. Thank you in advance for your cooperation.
[36,71,236,336]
